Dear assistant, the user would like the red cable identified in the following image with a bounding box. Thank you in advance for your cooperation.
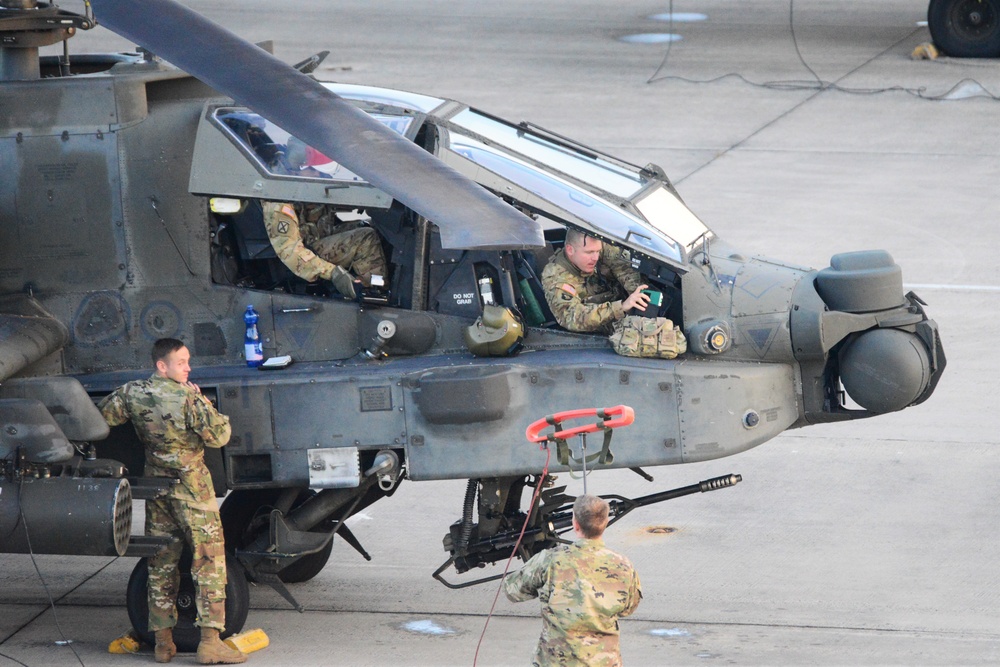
[472,444,552,666]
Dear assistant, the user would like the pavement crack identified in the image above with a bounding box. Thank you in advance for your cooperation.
[674,27,923,186]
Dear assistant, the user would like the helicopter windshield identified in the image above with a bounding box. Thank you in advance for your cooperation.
[199,91,708,266]
[214,108,413,181]
[449,109,644,199]
[322,83,445,114]
[447,134,683,264]
[634,186,710,250]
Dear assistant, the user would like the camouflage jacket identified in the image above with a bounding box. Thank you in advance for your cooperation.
[504,537,642,667]
[99,374,231,510]
[262,201,335,282]
[297,202,344,247]
[541,245,642,334]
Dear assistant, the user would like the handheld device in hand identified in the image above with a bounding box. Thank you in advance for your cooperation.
[641,289,663,308]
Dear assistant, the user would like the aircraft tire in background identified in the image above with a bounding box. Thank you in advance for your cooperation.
[928,0,1000,57]
[220,488,335,584]
[126,551,250,653]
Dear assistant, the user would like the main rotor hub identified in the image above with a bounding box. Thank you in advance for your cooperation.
[0,0,95,80]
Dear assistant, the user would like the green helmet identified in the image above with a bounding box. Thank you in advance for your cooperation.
[464,306,525,357]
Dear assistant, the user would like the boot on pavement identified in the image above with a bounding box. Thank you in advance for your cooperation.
[154,628,176,664]
[197,628,247,664]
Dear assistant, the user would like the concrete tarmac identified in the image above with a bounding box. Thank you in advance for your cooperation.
[4,1,998,665]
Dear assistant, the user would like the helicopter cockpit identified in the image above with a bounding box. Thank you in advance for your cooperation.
[192,84,712,334]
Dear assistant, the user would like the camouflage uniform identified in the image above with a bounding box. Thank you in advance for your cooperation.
[504,537,642,667]
[541,244,642,334]
[99,375,232,632]
[262,201,386,286]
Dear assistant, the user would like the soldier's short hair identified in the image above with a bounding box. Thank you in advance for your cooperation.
[573,494,610,538]
[152,338,186,365]
[565,228,596,249]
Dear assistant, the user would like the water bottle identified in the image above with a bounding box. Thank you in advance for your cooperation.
[478,275,495,306]
[243,305,263,367]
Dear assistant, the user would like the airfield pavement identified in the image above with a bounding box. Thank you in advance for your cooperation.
[3,0,998,665]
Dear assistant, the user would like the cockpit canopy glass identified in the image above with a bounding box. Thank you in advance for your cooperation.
[447,134,683,264]
[449,109,645,199]
[322,83,445,114]
[206,88,711,266]
[634,186,710,250]
[214,108,412,182]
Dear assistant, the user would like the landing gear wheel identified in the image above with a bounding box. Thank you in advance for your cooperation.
[126,550,250,653]
[928,0,1000,57]
[220,488,335,584]
[278,532,334,583]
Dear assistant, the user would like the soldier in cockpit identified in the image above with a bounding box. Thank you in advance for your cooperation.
[262,201,387,299]
[541,229,649,334]
[541,229,687,359]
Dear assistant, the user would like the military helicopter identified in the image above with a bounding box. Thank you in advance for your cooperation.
[0,0,945,651]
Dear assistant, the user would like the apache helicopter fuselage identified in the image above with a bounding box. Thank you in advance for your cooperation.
[0,0,944,648]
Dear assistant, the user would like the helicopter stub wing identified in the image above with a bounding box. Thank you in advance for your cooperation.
[88,0,544,251]
[0,302,69,382]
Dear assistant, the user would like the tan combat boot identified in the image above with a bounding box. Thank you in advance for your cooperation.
[196,628,247,665]
[153,628,176,664]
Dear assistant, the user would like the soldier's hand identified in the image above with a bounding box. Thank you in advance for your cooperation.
[622,285,650,312]
[185,381,201,394]
[329,266,358,299]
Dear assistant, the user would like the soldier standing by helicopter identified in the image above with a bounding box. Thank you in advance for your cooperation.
[503,494,642,667]
[99,338,247,665]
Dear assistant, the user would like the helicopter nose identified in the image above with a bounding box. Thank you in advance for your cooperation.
[792,250,945,417]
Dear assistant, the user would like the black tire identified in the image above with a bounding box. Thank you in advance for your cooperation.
[220,488,334,584]
[928,0,1000,57]
[126,550,250,653]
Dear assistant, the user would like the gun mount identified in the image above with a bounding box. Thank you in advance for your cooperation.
[435,473,742,589]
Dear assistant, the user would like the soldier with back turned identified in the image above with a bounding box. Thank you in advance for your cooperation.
[504,494,642,667]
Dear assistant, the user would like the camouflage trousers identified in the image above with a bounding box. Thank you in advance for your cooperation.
[146,498,227,631]
[311,225,387,287]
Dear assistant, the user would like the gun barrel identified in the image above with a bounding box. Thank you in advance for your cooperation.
[623,473,743,512]
[444,473,742,581]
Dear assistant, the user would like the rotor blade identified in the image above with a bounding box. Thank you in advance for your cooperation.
[88,0,544,251]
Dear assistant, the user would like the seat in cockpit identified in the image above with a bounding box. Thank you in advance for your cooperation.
[229,199,275,261]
